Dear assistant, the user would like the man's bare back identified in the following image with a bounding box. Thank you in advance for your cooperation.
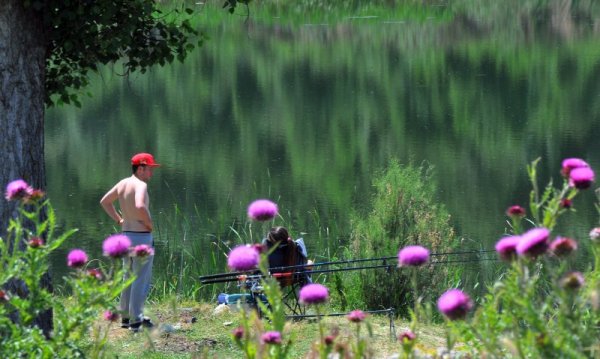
[101,175,152,232]
[100,153,158,232]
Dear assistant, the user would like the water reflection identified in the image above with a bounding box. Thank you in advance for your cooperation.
[46,5,600,283]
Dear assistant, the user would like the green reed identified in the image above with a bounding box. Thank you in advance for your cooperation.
[149,196,345,302]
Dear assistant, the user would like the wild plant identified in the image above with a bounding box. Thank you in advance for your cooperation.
[429,157,600,358]
[0,179,142,358]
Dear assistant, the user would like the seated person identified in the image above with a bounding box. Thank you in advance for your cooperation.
[263,226,312,286]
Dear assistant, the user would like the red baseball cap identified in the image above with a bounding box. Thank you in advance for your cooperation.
[131,153,160,167]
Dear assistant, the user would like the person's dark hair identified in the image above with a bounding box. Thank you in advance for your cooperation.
[132,164,146,174]
[267,226,290,244]
[267,227,298,273]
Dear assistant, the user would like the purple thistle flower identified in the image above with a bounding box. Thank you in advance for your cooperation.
[67,249,88,268]
[5,179,33,201]
[561,158,589,177]
[232,326,244,340]
[227,245,260,271]
[299,283,329,305]
[550,237,577,257]
[398,330,416,343]
[102,234,131,258]
[132,244,154,257]
[261,331,282,345]
[437,289,473,320]
[495,235,521,261]
[247,199,278,221]
[347,309,367,323]
[506,205,526,218]
[560,271,585,290]
[103,310,119,322]
[398,245,430,267]
[569,167,595,190]
[516,227,550,258]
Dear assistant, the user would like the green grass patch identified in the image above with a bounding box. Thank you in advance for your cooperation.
[92,299,447,358]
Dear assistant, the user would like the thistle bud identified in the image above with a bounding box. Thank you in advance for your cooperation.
[560,198,572,209]
[506,205,526,218]
[560,271,585,290]
[590,228,600,242]
[0,290,10,303]
[550,237,577,257]
[28,237,44,248]
[232,326,244,340]
[398,330,416,343]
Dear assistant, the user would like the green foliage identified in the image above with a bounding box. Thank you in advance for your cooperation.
[347,159,459,316]
[22,0,202,107]
[438,158,600,357]
[0,186,134,358]
[326,247,365,312]
[223,0,253,14]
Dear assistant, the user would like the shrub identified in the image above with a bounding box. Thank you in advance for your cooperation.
[347,159,459,315]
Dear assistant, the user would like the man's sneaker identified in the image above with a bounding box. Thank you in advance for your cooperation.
[121,318,130,329]
[129,317,154,333]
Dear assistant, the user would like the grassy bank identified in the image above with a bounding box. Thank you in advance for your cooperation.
[89,299,447,358]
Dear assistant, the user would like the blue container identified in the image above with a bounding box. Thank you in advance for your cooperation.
[217,293,228,304]
[217,293,252,305]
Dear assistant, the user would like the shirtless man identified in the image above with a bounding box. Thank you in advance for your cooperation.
[100,152,160,332]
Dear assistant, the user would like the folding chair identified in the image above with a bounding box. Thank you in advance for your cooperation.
[266,238,312,316]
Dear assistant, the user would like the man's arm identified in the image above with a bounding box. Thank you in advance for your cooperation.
[100,184,124,225]
[135,183,153,232]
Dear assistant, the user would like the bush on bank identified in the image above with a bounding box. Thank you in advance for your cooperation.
[346,160,460,316]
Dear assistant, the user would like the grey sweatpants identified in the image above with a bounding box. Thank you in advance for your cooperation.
[119,231,154,323]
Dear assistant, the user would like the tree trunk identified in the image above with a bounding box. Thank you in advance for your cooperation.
[0,0,51,336]
[0,0,47,227]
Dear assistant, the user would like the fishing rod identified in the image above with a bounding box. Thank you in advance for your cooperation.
[198,256,393,281]
[199,250,497,282]
[198,249,497,282]
[199,256,499,285]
